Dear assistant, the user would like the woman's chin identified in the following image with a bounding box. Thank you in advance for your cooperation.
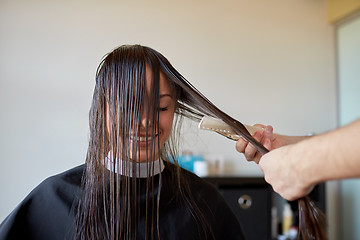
[129,149,160,162]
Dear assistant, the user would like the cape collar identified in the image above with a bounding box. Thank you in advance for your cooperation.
[105,151,165,178]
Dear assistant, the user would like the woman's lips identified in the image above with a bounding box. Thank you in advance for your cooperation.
[130,134,159,147]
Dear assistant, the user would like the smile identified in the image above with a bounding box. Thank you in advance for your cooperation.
[130,134,159,142]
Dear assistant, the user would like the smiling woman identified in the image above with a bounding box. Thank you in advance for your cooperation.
[77,45,247,240]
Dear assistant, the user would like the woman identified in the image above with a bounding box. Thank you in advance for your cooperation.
[0,45,245,240]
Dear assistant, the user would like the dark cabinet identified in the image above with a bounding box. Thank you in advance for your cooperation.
[203,177,326,240]
[204,177,272,240]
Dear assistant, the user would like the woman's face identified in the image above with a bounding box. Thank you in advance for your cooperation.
[134,67,175,162]
[107,67,176,162]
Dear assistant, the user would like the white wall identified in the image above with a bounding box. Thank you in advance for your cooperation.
[0,0,336,235]
[337,15,360,240]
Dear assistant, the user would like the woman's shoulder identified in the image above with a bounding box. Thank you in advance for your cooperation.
[34,164,86,205]
[21,163,86,211]
[0,164,86,239]
[43,164,85,187]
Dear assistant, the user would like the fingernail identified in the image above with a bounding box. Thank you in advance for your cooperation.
[265,125,272,134]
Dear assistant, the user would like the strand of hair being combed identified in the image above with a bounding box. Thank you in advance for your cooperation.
[159,60,327,240]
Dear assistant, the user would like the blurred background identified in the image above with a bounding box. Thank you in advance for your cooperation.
[1,0,359,239]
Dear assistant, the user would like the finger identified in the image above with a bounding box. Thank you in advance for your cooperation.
[244,131,263,162]
[253,123,266,129]
[252,152,262,164]
[263,138,271,151]
[263,125,273,140]
[244,144,257,162]
[252,125,265,140]
[236,137,249,153]
[253,129,264,142]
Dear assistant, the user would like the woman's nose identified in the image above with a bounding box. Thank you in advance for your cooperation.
[140,111,152,128]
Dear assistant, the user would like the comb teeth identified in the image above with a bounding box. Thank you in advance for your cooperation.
[198,116,263,141]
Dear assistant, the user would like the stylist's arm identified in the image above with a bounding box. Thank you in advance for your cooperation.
[237,119,360,201]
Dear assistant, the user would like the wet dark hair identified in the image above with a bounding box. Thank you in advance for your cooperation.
[75,45,326,240]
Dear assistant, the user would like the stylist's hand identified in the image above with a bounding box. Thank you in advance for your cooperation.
[259,144,314,201]
[236,125,283,163]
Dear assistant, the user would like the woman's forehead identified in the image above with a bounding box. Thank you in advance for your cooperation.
[145,66,173,96]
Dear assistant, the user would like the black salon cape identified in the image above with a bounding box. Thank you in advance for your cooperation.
[0,163,245,240]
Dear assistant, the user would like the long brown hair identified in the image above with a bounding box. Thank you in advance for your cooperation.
[75,45,326,240]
